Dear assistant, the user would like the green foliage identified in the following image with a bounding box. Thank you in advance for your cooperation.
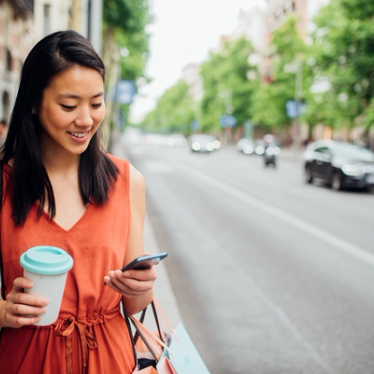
[308,0,374,129]
[103,0,151,81]
[251,16,307,130]
[140,80,195,133]
[103,0,150,33]
[102,0,151,129]
[132,0,374,136]
[200,37,259,133]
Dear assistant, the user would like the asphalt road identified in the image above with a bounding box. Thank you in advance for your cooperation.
[120,136,374,374]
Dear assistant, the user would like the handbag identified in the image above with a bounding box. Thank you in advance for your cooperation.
[128,299,210,374]
[128,301,174,373]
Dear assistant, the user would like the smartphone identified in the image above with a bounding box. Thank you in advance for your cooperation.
[121,252,168,272]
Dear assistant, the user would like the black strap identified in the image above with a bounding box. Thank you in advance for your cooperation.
[129,316,159,362]
[124,311,138,371]
[124,300,165,370]
[133,301,164,345]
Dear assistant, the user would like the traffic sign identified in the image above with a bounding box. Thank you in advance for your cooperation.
[220,114,237,127]
[286,100,306,118]
[116,80,136,104]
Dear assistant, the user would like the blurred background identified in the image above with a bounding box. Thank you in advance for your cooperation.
[2,0,374,373]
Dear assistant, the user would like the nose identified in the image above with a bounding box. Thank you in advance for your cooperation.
[74,106,94,127]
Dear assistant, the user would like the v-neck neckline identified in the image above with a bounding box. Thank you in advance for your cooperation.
[3,163,91,232]
[40,203,91,233]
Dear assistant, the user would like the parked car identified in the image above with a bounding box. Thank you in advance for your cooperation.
[236,138,255,155]
[189,134,221,153]
[303,139,374,190]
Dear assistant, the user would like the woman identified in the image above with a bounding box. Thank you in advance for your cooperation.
[0,30,156,373]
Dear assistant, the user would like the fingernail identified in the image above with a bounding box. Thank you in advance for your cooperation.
[41,298,49,304]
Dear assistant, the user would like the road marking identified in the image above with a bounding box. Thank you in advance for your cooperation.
[179,163,374,267]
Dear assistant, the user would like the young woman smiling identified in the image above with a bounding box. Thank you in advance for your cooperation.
[0,30,156,374]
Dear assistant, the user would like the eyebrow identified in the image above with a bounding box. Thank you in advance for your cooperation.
[57,92,104,99]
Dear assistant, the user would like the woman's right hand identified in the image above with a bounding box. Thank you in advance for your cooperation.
[0,277,49,328]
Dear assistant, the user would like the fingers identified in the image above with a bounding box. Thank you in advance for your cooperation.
[104,267,157,297]
[3,277,49,328]
[12,276,34,291]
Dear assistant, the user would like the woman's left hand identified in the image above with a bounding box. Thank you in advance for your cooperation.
[103,266,157,298]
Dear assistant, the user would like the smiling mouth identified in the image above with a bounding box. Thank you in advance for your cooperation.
[68,131,88,138]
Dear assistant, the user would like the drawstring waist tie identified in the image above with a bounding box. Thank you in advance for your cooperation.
[54,310,120,374]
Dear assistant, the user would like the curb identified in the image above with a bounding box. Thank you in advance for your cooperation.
[110,132,183,329]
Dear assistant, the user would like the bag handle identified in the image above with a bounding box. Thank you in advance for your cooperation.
[152,299,176,341]
[134,301,166,345]
[129,314,173,361]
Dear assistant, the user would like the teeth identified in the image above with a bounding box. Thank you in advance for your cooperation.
[69,132,87,138]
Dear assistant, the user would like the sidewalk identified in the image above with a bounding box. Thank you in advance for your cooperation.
[110,133,183,328]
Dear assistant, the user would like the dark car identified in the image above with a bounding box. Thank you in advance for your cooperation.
[303,139,374,190]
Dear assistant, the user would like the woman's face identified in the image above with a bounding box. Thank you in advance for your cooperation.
[37,65,105,158]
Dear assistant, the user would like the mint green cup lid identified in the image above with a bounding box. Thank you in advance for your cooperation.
[20,246,73,275]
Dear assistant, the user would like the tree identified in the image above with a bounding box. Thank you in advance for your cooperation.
[200,37,259,134]
[141,80,195,134]
[101,0,151,148]
[251,15,309,136]
[308,0,374,133]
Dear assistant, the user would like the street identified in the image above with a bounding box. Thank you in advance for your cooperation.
[118,136,374,374]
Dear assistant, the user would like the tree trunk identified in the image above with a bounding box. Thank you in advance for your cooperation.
[101,27,120,151]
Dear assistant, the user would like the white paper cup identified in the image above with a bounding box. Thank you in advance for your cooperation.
[20,246,73,326]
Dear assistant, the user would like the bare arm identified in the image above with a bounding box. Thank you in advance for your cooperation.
[103,164,156,315]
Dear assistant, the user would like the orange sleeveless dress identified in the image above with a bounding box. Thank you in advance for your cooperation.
[0,155,136,374]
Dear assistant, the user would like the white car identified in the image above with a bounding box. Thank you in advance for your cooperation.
[189,134,221,153]
[236,138,255,155]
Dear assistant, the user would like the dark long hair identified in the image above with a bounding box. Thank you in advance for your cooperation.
[2,30,118,226]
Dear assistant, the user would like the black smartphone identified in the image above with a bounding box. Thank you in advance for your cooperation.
[121,252,168,272]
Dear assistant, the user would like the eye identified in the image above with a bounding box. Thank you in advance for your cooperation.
[92,103,102,108]
[60,104,76,110]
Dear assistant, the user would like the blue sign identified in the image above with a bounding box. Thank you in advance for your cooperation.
[286,100,306,118]
[220,114,237,127]
[190,120,199,131]
[116,80,136,104]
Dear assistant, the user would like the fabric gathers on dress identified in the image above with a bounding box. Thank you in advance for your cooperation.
[0,155,136,374]
[55,317,98,374]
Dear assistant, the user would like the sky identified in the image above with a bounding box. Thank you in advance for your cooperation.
[129,0,266,123]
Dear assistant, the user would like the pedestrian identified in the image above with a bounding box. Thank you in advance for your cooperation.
[0,119,7,147]
[0,30,157,374]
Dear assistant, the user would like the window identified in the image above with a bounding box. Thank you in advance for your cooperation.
[87,0,92,41]
[2,91,10,121]
[315,147,330,154]
[44,4,51,36]
[6,49,12,71]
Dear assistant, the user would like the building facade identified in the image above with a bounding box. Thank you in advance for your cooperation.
[0,0,34,122]
[0,0,103,123]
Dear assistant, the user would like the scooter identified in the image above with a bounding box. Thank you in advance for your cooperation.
[264,145,280,167]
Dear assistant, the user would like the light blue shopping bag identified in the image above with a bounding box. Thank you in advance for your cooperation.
[162,323,210,374]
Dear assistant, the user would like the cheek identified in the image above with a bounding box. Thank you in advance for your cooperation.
[39,108,67,131]
[94,106,106,125]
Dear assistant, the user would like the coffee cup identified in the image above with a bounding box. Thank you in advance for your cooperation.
[20,246,73,326]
